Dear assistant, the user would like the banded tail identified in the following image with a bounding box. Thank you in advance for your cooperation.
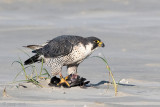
[23,43,48,65]
[24,54,40,65]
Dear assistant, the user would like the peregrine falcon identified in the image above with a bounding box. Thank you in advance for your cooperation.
[24,35,105,87]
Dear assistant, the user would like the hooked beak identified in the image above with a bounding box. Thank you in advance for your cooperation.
[98,42,105,47]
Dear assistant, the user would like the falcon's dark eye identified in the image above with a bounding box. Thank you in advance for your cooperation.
[95,40,100,43]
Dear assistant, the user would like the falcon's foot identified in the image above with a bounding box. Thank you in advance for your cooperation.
[49,74,90,88]
[57,73,70,87]
[57,77,70,88]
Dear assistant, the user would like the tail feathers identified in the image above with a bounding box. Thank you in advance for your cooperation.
[23,43,48,50]
[24,54,40,65]
[23,45,43,50]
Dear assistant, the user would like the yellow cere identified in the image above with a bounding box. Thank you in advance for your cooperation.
[98,42,103,47]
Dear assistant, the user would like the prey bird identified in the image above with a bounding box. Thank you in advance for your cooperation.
[24,35,105,87]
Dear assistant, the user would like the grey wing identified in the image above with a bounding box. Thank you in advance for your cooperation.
[33,39,73,58]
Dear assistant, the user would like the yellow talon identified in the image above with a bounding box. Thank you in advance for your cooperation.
[65,76,69,80]
[57,78,70,87]
[58,73,70,87]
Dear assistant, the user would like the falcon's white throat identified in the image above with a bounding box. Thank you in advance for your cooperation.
[84,42,95,56]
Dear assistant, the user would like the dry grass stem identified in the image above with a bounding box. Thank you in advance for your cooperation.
[3,87,9,97]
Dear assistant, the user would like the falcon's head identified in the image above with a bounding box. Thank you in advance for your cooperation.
[86,37,105,50]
